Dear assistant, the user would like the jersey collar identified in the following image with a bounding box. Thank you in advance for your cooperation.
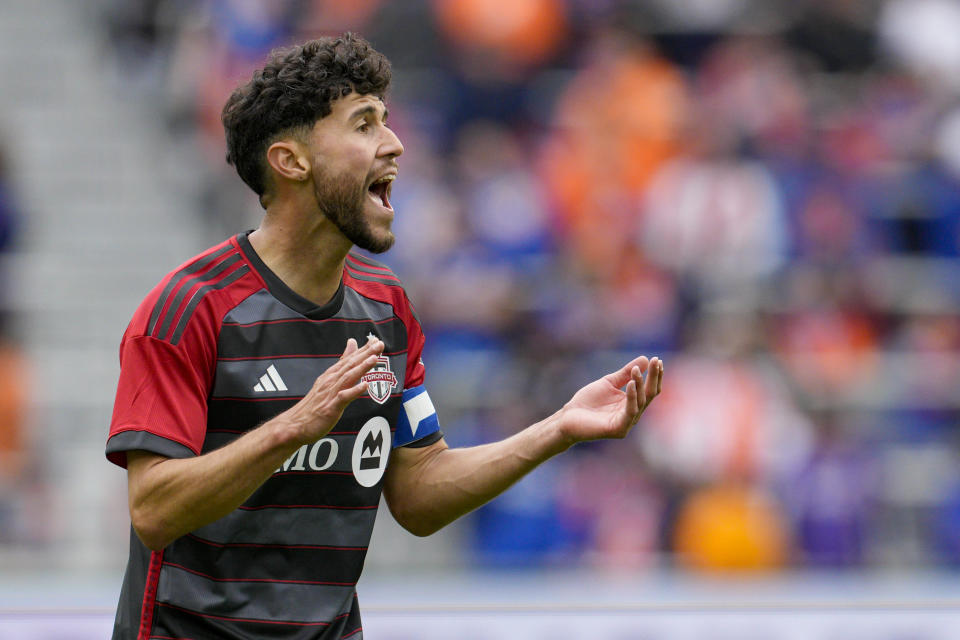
[236,231,346,320]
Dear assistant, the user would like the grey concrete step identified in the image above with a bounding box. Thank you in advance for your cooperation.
[0,0,209,568]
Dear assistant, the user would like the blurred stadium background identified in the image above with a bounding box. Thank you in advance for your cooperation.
[2,0,960,637]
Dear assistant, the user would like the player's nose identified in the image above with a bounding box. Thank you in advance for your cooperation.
[380,126,404,158]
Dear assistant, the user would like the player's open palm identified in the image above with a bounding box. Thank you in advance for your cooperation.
[559,356,663,444]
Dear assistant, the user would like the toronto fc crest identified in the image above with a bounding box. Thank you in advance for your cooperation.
[362,356,397,404]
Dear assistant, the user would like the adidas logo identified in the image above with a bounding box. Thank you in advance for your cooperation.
[253,364,288,393]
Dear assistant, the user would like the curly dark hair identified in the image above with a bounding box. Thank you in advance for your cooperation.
[222,33,392,197]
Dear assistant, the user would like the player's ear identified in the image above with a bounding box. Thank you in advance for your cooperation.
[265,140,310,184]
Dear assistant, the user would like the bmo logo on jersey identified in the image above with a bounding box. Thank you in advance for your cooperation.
[275,417,390,487]
[352,417,390,487]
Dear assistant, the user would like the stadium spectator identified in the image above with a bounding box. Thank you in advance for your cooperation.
[673,482,791,572]
[0,313,28,545]
[539,30,688,278]
[784,414,878,567]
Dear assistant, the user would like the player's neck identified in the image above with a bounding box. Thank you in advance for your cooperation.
[248,209,348,308]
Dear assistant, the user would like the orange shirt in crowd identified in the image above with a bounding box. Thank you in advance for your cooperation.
[433,0,567,68]
[0,341,27,482]
[541,43,688,273]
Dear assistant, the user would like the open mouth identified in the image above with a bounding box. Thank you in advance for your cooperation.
[367,175,394,211]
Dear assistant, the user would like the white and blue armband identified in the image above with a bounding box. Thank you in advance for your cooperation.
[393,385,442,448]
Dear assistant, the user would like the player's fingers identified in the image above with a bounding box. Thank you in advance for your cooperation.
[628,365,642,410]
[624,377,639,421]
[336,380,369,404]
[322,338,382,385]
[643,357,659,402]
[342,353,381,386]
[656,360,663,395]
[328,338,362,375]
[340,337,383,368]
[605,356,649,388]
[362,336,384,356]
[353,336,383,355]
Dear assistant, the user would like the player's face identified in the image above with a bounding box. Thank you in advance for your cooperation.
[306,92,403,254]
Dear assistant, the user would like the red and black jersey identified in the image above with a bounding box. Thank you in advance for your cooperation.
[106,232,441,640]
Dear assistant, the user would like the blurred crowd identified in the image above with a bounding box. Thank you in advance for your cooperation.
[96,0,960,572]
[0,133,29,548]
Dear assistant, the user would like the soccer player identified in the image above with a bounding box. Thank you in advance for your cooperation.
[105,33,663,640]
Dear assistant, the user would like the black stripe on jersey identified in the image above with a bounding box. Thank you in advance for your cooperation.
[185,533,367,552]
[207,397,399,437]
[243,474,382,511]
[152,601,349,640]
[347,252,393,272]
[222,315,397,328]
[344,258,399,279]
[216,349,406,361]
[347,263,400,281]
[147,245,234,336]
[158,601,332,625]
[191,504,378,548]
[157,564,358,627]
[153,252,242,341]
[169,265,250,345]
[344,267,403,288]
[238,503,377,512]
[169,536,368,584]
[207,397,297,436]
[163,560,357,588]
[215,316,407,359]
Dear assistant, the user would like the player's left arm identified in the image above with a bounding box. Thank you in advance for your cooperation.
[383,356,663,536]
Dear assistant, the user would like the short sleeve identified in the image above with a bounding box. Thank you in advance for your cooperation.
[402,295,426,389]
[106,333,214,468]
[395,292,441,448]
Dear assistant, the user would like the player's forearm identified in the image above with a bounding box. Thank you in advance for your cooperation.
[127,339,383,550]
[385,412,571,536]
[128,417,302,550]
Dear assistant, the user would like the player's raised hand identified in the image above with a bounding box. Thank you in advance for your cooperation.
[282,335,384,444]
[557,355,663,446]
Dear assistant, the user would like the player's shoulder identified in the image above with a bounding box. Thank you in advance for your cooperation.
[343,251,408,296]
[343,251,420,324]
[345,250,402,280]
[127,236,261,344]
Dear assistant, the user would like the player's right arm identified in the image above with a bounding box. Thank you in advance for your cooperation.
[124,336,384,551]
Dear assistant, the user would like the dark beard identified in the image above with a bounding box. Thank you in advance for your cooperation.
[313,167,394,254]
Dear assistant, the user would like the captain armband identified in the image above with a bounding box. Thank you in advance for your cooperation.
[393,385,440,448]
